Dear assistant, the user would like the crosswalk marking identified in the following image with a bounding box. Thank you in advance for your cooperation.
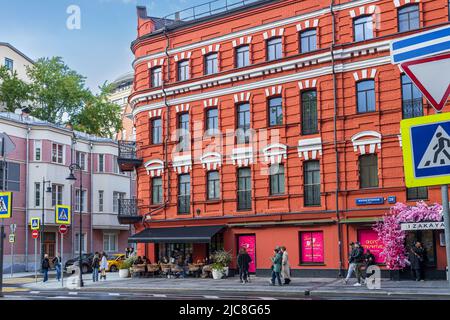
[30,291,40,294]
[108,293,120,296]
[203,295,220,299]
[258,297,278,300]
[68,292,78,295]
[153,294,167,298]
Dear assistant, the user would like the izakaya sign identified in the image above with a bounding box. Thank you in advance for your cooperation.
[400,221,444,231]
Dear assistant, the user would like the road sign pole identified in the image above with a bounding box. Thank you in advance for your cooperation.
[61,232,64,288]
[0,224,4,298]
[441,185,450,286]
[34,238,37,283]
[10,240,13,277]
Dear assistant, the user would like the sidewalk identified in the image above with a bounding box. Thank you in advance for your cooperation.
[19,272,450,299]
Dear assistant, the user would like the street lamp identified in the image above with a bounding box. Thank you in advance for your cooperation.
[66,163,83,287]
[40,178,52,268]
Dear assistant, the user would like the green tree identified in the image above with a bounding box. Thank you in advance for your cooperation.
[27,57,90,123]
[0,66,32,112]
[71,83,123,139]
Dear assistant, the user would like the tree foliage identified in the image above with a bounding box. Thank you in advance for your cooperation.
[71,83,123,139]
[0,66,31,112]
[0,56,123,139]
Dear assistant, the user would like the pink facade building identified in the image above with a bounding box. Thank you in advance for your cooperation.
[0,112,134,272]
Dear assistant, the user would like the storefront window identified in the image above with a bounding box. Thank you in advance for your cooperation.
[357,229,384,264]
[405,230,436,267]
[299,231,324,264]
[209,233,224,254]
[157,243,193,263]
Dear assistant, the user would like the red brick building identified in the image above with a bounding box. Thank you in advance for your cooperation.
[119,0,450,278]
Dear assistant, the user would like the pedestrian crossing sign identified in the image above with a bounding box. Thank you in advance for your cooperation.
[0,191,12,219]
[55,205,71,225]
[401,112,450,187]
[30,217,40,230]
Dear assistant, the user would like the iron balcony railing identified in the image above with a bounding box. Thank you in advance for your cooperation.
[118,140,141,161]
[118,199,141,218]
[402,98,423,119]
[161,0,265,28]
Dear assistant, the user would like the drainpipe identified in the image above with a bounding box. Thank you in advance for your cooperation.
[25,126,31,271]
[330,0,344,278]
[143,25,171,227]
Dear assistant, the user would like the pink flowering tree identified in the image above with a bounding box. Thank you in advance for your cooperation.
[373,201,442,270]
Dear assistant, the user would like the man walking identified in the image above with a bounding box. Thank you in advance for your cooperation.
[42,254,50,283]
[344,242,356,284]
[353,242,366,286]
[52,253,62,282]
[92,252,100,282]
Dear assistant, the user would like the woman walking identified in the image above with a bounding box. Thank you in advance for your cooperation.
[100,252,108,281]
[237,247,252,284]
[270,248,283,286]
[280,246,291,285]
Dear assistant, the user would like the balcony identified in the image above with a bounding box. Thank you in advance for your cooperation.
[117,199,143,224]
[117,141,143,172]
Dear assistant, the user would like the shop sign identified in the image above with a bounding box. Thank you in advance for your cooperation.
[355,197,384,205]
[400,221,444,231]
[301,232,324,263]
[358,229,384,264]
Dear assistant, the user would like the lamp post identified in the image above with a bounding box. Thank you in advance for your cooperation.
[66,163,83,287]
[40,178,52,267]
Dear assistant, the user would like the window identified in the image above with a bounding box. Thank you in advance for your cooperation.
[177,60,189,81]
[76,151,86,171]
[0,162,20,191]
[237,103,251,144]
[75,189,87,212]
[206,108,219,132]
[98,190,104,212]
[398,5,420,32]
[178,174,190,214]
[103,233,117,252]
[402,74,423,119]
[75,233,87,253]
[407,187,428,200]
[113,155,120,174]
[270,164,285,195]
[268,97,283,126]
[52,143,64,164]
[300,29,317,53]
[204,53,218,75]
[35,183,41,207]
[177,113,190,150]
[354,16,373,42]
[301,90,318,135]
[207,171,220,200]
[4,58,13,71]
[98,154,105,172]
[357,80,376,113]
[113,192,126,213]
[304,161,321,206]
[300,231,324,264]
[267,37,282,61]
[34,140,42,161]
[151,118,162,144]
[359,154,379,188]
[237,168,251,210]
[235,45,250,68]
[51,184,63,206]
[152,177,163,204]
[150,67,162,87]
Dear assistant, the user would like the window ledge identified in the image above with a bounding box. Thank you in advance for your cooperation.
[298,263,326,266]
[268,195,287,200]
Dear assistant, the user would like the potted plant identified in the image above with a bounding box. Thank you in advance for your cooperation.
[119,256,136,278]
[211,250,232,279]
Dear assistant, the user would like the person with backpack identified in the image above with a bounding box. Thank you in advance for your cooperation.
[92,252,100,282]
[52,253,62,282]
[353,242,366,286]
[42,254,50,283]
[237,247,252,284]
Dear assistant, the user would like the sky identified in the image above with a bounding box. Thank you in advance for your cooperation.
[0,0,207,91]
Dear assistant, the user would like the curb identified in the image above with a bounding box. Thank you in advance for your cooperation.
[309,289,450,299]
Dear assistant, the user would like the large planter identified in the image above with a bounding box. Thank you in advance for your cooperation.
[223,267,229,277]
[212,269,224,280]
[119,268,130,278]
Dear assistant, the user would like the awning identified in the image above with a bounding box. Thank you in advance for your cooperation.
[128,225,225,244]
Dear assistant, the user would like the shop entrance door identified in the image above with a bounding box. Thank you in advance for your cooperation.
[405,230,437,268]
[238,235,256,273]
[43,232,56,261]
